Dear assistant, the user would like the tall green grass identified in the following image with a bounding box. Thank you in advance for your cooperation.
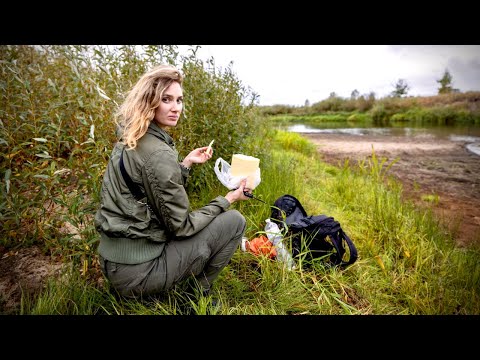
[20,130,480,315]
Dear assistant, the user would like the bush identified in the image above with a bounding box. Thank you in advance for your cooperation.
[0,45,263,256]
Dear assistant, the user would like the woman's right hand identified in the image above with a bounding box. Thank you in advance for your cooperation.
[224,179,251,204]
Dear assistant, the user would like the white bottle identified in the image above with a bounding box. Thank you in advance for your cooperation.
[264,218,295,270]
[240,237,249,252]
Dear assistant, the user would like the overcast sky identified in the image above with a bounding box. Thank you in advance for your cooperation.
[182,45,480,107]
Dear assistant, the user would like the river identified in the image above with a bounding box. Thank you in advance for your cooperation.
[285,123,480,156]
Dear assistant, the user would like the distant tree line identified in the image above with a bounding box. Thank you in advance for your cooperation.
[300,68,461,108]
[261,68,473,116]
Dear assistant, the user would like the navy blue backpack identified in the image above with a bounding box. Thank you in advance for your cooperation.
[271,194,358,268]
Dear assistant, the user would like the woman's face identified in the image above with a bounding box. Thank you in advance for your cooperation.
[154,82,183,129]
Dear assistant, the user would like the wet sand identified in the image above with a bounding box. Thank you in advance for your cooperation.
[302,133,480,247]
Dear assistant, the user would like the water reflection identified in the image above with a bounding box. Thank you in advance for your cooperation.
[466,143,480,156]
[287,124,480,140]
[286,123,480,156]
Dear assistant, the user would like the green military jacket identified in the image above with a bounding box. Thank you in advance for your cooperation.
[95,122,231,264]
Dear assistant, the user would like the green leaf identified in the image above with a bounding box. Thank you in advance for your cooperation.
[96,85,111,101]
[4,169,11,194]
[32,137,48,143]
[53,169,70,176]
[47,78,56,88]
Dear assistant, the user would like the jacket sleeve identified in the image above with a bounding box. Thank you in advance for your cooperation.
[142,148,231,239]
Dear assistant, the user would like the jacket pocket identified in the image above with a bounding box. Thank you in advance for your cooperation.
[124,198,153,237]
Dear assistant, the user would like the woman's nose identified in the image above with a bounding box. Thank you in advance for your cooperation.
[171,102,181,112]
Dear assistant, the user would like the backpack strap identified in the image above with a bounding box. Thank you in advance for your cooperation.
[119,149,160,220]
[329,229,358,267]
[119,149,145,201]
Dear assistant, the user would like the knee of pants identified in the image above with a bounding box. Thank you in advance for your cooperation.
[225,209,247,233]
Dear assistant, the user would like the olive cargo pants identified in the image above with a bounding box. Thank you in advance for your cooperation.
[99,209,246,297]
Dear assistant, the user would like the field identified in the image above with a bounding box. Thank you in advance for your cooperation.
[303,132,480,247]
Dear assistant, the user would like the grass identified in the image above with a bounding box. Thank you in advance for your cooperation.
[18,129,480,315]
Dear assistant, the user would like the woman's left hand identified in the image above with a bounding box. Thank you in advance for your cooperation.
[181,146,213,168]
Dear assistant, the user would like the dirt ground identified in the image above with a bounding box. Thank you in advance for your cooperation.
[2,132,480,314]
[303,132,480,248]
[0,245,65,314]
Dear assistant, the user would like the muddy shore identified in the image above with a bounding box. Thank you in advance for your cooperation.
[302,132,480,247]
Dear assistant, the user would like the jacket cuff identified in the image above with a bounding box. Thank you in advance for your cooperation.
[215,195,231,211]
[179,163,191,177]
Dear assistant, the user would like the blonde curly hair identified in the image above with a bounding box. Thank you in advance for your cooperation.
[116,64,184,149]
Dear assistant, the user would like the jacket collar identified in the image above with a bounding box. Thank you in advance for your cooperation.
[147,121,175,148]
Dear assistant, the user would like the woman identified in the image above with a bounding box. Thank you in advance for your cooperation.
[94,64,251,299]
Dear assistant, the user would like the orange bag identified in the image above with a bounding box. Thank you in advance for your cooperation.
[245,235,277,259]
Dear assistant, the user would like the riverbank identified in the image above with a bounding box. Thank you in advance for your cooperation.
[302,132,480,248]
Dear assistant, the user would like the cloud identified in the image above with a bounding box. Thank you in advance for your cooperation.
[188,45,480,106]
